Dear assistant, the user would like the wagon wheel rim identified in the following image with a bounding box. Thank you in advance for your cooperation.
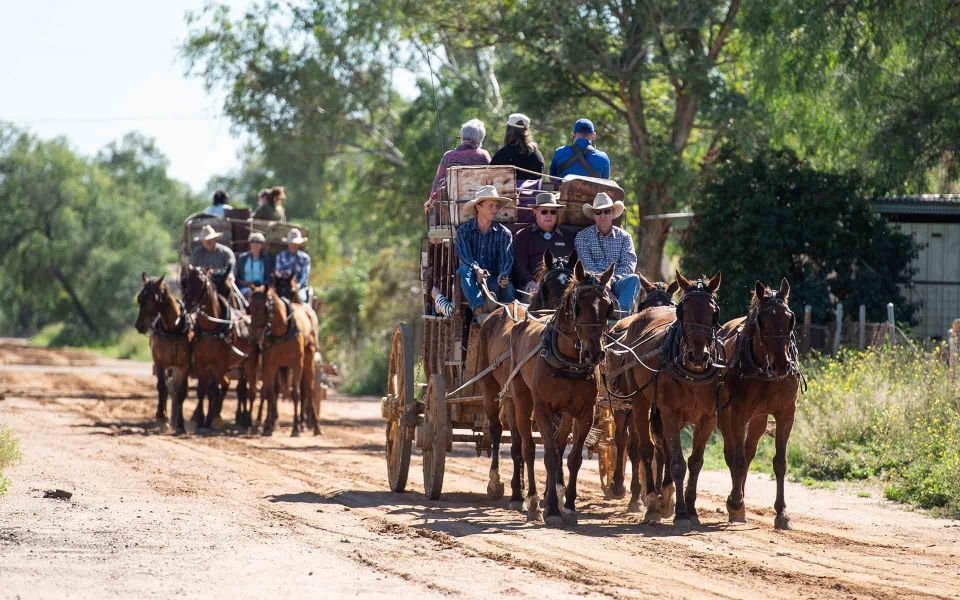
[596,404,623,499]
[422,373,448,500]
[386,323,414,493]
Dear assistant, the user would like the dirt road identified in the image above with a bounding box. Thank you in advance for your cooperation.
[1,342,958,599]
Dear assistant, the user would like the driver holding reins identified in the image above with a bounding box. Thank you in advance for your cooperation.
[189,224,236,300]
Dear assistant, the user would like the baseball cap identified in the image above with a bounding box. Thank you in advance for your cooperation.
[507,113,530,128]
[572,118,595,134]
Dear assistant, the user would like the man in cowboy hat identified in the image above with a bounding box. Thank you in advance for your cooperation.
[574,192,639,316]
[511,192,574,295]
[274,228,312,303]
[236,231,275,297]
[189,223,236,298]
[455,184,516,316]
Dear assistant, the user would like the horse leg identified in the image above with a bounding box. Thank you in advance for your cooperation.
[512,381,539,519]
[631,395,659,520]
[660,411,690,530]
[482,398,504,500]
[171,369,187,435]
[302,351,321,435]
[772,407,796,530]
[610,409,628,499]
[202,378,221,431]
[192,379,206,426]
[534,402,563,527]
[553,414,572,499]
[290,362,303,437]
[627,416,643,514]
[563,406,593,523]
[261,361,277,436]
[723,409,749,523]
[236,367,248,429]
[508,423,524,509]
[684,414,716,525]
[155,364,168,422]
[651,405,674,516]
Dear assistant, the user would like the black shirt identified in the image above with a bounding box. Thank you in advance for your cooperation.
[511,224,575,289]
[491,144,546,180]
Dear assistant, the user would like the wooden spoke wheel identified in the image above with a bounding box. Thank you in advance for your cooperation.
[595,404,626,499]
[384,323,415,493]
[421,373,449,500]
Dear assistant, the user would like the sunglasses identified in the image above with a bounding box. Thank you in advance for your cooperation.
[596,209,613,215]
[538,209,558,215]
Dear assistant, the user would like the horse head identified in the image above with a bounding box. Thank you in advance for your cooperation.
[180,265,215,313]
[675,271,722,372]
[247,284,269,337]
[749,278,795,377]
[531,249,577,312]
[637,272,679,311]
[136,272,168,333]
[562,261,616,365]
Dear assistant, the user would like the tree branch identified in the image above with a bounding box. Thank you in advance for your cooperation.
[708,0,741,61]
[50,266,98,335]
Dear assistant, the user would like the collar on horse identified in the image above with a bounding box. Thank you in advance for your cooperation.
[263,295,298,347]
[661,281,725,384]
[152,299,191,339]
[535,277,609,380]
[194,294,235,340]
[732,295,803,383]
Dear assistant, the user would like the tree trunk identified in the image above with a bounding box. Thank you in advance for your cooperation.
[50,267,98,335]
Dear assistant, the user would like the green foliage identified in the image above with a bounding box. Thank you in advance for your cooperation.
[0,425,22,495]
[793,347,960,515]
[682,148,918,324]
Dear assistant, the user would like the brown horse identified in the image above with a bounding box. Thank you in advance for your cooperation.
[135,273,192,430]
[718,279,800,529]
[477,249,576,503]
[603,274,678,506]
[180,265,245,432]
[248,283,319,436]
[621,272,723,528]
[510,261,615,525]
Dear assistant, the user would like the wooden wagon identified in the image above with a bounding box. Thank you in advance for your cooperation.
[382,166,630,500]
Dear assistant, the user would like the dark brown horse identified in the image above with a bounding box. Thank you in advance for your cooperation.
[510,261,615,525]
[603,274,678,506]
[248,284,318,436]
[181,265,244,432]
[477,249,576,503]
[620,272,723,528]
[718,279,800,529]
[135,273,192,430]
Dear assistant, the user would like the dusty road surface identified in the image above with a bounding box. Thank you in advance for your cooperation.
[1,341,959,599]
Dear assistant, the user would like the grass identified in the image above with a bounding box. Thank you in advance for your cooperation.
[30,323,152,362]
[0,425,22,495]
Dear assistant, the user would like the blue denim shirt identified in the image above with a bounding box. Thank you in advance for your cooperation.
[274,250,311,288]
[548,138,611,179]
[455,219,514,278]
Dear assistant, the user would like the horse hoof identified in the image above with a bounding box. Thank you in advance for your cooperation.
[561,508,578,526]
[487,480,505,500]
[627,500,642,514]
[523,495,541,516]
[642,507,661,524]
[674,517,692,531]
[291,429,301,438]
[508,500,524,512]
[610,484,626,500]
[262,428,273,437]
[688,513,701,527]
[544,514,564,528]
[211,417,225,431]
[727,499,746,523]
[642,493,659,509]
[313,427,322,436]
[659,494,675,515]
[173,427,186,436]
[774,514,791,530]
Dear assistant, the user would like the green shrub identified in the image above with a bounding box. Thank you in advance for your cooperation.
[0,425,22,495]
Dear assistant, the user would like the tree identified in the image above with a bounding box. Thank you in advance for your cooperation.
[682,148,918,325]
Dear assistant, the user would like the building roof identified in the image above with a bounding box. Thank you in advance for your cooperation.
[874,194,960,217]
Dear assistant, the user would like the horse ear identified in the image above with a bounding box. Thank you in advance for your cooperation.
[637,272,655,293]
[778,277,790,300]
[676,271,691,290]
[707,272,722,293]
[158,274,165,285]
[543,248,555,271]
[141,272,148,283]
[203,267,213,276]
[566,250,578,270]
[755,280,766,300]
[667,280,680,295]
[574,260,586,281]
[600,262,616,287]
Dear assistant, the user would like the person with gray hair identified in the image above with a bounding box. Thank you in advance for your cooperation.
[424,118,492,213]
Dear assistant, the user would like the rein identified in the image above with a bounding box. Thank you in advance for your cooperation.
[731,295,804,385]
[537,277,611,380]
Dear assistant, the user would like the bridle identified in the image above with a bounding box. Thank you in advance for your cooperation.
[638,282,676,311]
[549,274,615,370]
[184,268,233,327]
[663,280,724,383]
[737,293,801,382]
[532,264,573,311]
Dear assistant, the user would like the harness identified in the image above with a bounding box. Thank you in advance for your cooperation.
[729,295,805,388]
[263,295,299,349]
[557,143,599,177]
[151,298,191,340]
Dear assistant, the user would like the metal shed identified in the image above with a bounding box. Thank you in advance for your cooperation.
[874,195,960,338]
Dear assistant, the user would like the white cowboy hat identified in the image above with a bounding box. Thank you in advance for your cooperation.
[583,192,625,220]
[284,228,308,245]
[463,184,515,217]
[194,224,222,242]
[248,232,266,244]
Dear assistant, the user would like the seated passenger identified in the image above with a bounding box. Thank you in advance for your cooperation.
[548,118,611,180]
[456,185,516,317]
[573,193,639,317]
[511,192,574,295]
[236,232,274,297]
[189,224,236,299]
[490,113,545,181]
[203,189,233,217]
[252,186,286,222]
[424,119,491,214]
[274,229,311,303]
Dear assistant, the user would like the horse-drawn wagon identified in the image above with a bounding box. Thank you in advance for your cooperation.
[382,166,629,500]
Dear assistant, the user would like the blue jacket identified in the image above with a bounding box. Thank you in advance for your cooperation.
[236,251,274,287]
[455,219,514,279]
[548,138,611,179]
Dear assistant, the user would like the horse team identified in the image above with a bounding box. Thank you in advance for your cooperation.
[474,250,801,530]
[134,266,321,437]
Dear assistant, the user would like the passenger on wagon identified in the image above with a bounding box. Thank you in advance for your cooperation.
[274,229,311,303]
[549,118,611,180]
[511,192,574,296]
[203,189,233,217]
[490,113,545,181]
[424,119,491,214]
[456,185,516,318]
[236,232,274,297]
[252,186,286,222]
[189,224,236,299]
[573,193,639,317]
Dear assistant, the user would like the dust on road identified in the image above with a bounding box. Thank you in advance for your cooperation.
[0,341,958,599]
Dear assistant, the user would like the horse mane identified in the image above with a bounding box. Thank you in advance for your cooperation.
[559,271,600,316]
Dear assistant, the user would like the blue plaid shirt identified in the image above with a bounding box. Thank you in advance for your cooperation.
[274,250,311,288]
[574,225,637,279]
[455,219,514,278]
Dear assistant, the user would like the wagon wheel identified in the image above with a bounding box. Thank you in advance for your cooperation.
[421,373,449,500]
[385,323,415,493]
[595,404,625,499]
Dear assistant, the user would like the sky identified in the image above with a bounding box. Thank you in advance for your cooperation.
[0,0,252,192]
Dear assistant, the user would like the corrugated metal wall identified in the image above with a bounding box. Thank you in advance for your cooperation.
[895,222,960,338]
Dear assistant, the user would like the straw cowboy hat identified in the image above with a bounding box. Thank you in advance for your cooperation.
[284,228,308,245]
[583,192,625,220]
[534,191,565,209]
[248,232,266,244]
[463,185,515,217]
[194,224,222,242]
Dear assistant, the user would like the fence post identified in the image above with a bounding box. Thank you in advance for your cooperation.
[858,305,866,350]
[887,302,896,347]
[801,305,812,354]
[949,327,956,381]
[833,302,844,354]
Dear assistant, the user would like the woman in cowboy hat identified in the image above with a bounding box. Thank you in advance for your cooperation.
[573,192,640,317]
[189,224,236,298]
[511,191,574,294]
[274,228,311,303]
[237,231,275,297]
[455,185,516,317]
